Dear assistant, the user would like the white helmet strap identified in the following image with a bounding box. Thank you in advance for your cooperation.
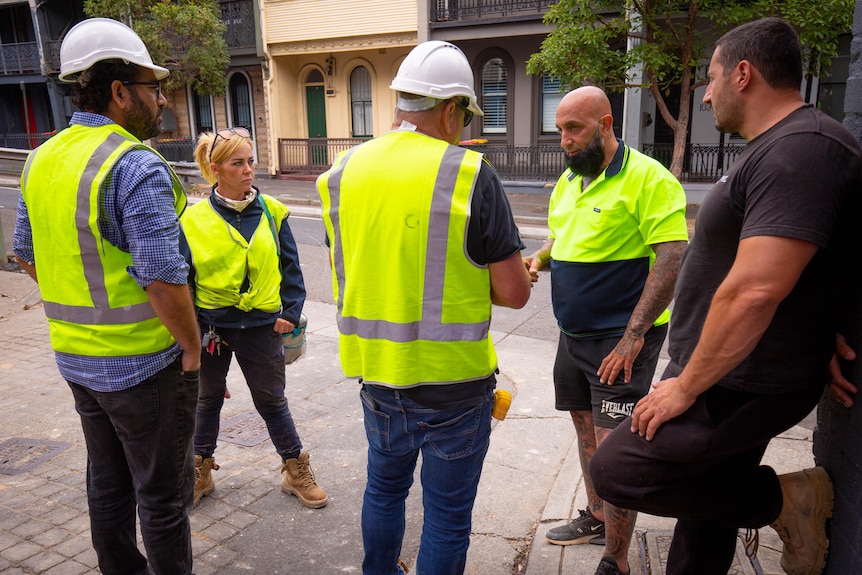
[397,95,441,112]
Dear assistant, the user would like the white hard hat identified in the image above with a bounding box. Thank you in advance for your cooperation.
[59,18,169,83]
[390,41,483,116]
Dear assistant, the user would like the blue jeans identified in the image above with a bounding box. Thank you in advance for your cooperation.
[68,359,197,575]
[194,324,303,461]
[360,381,494,575]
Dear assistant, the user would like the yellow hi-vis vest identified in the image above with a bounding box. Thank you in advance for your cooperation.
[317,129,496,386]
[21,123,187,356]
[181,195,287,313]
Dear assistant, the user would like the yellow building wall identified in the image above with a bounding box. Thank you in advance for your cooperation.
[261,0,420,173]
[265,0,417,43]
[270,48,411,140]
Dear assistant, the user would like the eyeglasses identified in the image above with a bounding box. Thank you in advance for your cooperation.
[121,80,162,99]
[209,127,251,163]
[452,98,474,127]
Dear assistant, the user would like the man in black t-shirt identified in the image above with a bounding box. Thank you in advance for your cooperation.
[591,18,862,575]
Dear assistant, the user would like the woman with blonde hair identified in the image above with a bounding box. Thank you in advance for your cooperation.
[181,127,327,509]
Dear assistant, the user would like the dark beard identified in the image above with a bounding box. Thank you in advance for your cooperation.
[566,128,605,178]
[125,89,162,141]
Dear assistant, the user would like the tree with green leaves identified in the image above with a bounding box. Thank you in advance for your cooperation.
[527,1,853,178]
[83,0,229,96]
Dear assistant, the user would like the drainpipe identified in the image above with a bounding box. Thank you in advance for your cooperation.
[20,82,33,149]
[257,0,277,178]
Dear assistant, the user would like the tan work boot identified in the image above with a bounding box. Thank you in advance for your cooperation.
[281,451,328,509]
[193,455,219,508]
[770,466,834,575]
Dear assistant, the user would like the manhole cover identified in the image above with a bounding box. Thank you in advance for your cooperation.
[638,530,758,575]
[0,437,73,475]
[218,412,270,447]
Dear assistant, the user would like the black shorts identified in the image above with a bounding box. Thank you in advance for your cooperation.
[553,323,668,428]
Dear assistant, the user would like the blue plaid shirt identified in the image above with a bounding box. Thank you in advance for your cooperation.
[13,112,189,391]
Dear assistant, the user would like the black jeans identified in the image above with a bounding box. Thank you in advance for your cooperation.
[194,323,302,461]
[591,382,823,575]
[68,359,198,575]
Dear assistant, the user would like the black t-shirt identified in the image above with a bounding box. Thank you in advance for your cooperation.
[466,160,526,264]
[666,105,862,393]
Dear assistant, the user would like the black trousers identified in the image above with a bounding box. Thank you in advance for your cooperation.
[69,360,198,575]
[592,381,823,575]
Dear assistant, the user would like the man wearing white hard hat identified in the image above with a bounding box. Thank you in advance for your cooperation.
[317,41,532,574]
[13,17,200,574]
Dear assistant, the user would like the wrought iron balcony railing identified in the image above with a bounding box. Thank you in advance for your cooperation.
[220,0,257,49]
[44,40,62,74]
[431,0,555,23]
[1,42,40,76]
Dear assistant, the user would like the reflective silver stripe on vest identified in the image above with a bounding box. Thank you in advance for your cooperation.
[21,151,35,193]
[43,133,157,325]
[328,144,490,343]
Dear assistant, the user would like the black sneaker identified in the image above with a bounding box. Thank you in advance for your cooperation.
[589,533,606,546]
[594,557,629,575]
[546,508,605,545]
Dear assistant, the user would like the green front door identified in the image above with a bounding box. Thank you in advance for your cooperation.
[306,85,327,166]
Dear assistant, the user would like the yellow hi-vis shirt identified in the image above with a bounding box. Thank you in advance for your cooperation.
[317,130,496,386]
[548,141,688,337]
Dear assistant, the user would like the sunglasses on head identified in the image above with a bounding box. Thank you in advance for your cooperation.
[452,98,474,127]
[209,127,251,163]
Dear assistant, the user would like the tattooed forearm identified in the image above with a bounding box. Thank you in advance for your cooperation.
[627,241,686,337]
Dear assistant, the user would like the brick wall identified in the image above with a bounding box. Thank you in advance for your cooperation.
[813,3,862,574]
[159,65,271,173]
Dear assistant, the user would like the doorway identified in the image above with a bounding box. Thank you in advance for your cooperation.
[305,69,327,167]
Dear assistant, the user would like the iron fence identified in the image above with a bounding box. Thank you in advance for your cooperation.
[276,139,564,181]
[154,139,196,162]
[0,132,54,150]
[463,144,566,181]
[277,138,370,175]
[275,139,746,182]
[1,134,744,183]
[0,135,198,162]
[642,143,746,182]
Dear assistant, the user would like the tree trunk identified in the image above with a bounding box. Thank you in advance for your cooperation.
[669,121,687,179]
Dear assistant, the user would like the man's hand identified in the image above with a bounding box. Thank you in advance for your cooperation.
[598,331,644,385]
[181,348,201,373]
[827,333,857,408]
[522,256,541,283]
[631,377,696,441]
[523,239,553,285]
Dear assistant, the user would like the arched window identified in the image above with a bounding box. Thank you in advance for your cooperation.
[229,73,253,129]
[541,73,563,134]
[306,69,324,84]
[350,66,373,137]
[481,58,507,135]
[188,88,215,134]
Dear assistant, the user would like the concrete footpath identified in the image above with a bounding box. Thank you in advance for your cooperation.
[0,172,814,574]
